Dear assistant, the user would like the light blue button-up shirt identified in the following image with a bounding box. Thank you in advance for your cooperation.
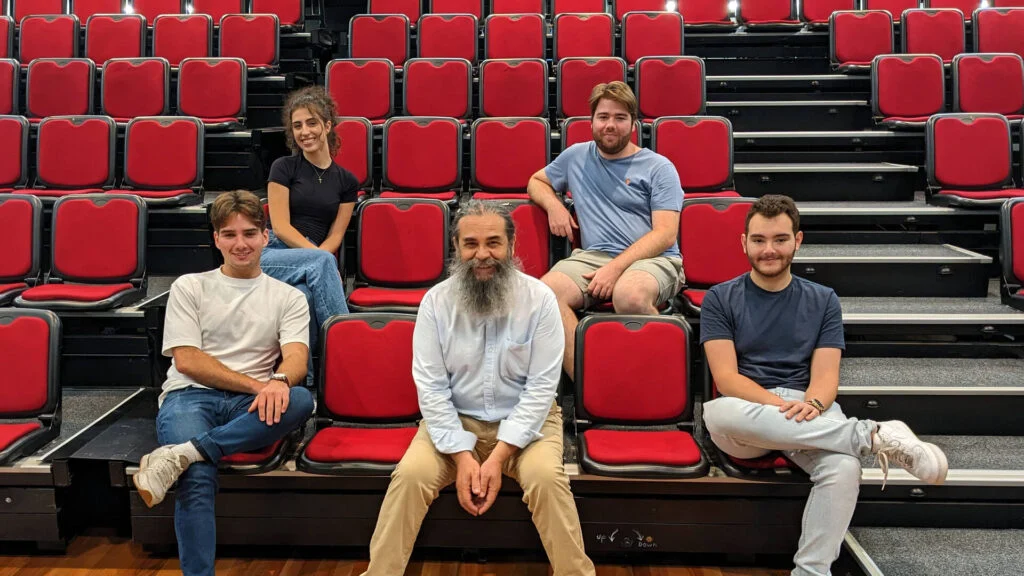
[412,270,565,454]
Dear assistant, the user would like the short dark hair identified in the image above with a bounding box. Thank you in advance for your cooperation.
[745,195,800,235]
[453,200,516,243]
[210,190,265,231]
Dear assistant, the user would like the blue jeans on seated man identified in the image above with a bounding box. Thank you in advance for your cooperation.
[260,233,350,385]
[156,386,314,576]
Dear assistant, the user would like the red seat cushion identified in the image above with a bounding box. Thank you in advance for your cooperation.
[471,192,531,200]
[0,422,42,452]
[685,191,741,199]
[29,188,105,197]
[0,282,28,294]
[938,189,1024,200]
[378,190,457,200]
[20,282,135,303]
[683,289,706,307]
[583,429,702,466]
[728,453,792,470]
[882,116,930,123]
[109,189,195,199]
[303,426,417,463]
[348,287,429,307]
[221,439,283,465]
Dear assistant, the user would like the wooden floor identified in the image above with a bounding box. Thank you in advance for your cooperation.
[0,537,790,576]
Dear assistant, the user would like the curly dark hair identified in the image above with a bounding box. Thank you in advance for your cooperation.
[745,194,801,235]
[281,86,340,157]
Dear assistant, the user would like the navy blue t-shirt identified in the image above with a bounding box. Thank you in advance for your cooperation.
[699,273,845,392]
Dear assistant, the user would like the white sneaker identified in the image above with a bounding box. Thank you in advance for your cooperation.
[873,420,949,488]
[133,445,190,508]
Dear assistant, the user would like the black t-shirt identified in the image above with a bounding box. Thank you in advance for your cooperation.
[699,273,846,392]
[267,154,359,246]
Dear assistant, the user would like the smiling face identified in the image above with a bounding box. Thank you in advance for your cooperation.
[742,213,803,279]
[214,212,269,278]
[456,213,512,281]
[290,106,332,156]
[591,98,634,156]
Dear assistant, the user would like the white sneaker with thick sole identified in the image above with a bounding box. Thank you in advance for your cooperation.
[133,445,190,508]
[873,420,949,488]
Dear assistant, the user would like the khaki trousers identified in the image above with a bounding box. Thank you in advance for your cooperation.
[361,404,596,576]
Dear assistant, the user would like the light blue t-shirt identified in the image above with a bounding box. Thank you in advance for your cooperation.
[544,141,684,258]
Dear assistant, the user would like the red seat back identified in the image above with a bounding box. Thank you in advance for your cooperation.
[635,56,705,119]
[177,57,246,120]
[484,13,545,59]
[0,308,60,418]
[679,197,753,287]
[478,58,548,117]
[871,54,945,119]
[326,58,394,122]
[556,57,627,118]
[332,117,373,189]
[0,194,42,284]
[124,116,204,190]
[102,58,170,120]
[85,14,145,66]
[403,58,472,119]
[382,117,463,191]
[652,116,734,191]
[471,117,550,192]
[356,199,450,286]
[902,9,965,63]
[418,14,478,62]
[349,14,410,68]
[553,13,614,61]
[953,53,1024,116]
[50,194,147,283]
[153,15,213,67]
[36,115,116,189]
[927,113,1013,190]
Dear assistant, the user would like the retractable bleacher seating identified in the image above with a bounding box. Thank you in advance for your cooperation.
[973,8,1024,60]
[829,10,893,73]
[347,198,450,312]
[484,13,545,59]
[635,56,705,123]
[901,8,965,65]
[650,116,740,199]
[25,58,95,121]
[478,58,548,117]
[19,14,79,65]
[1002,198,1024,311]
[84,13,145,66]
[402,58,472,122]
[101,58,170,123]
[0,308,61,465]
[952,53,1024,119]
[417,13,478,62]
[676,196,753,314]
[925,113,1024,207]
[575,315,709,478]
[553,12,614,61]
[14,194,147,310]
[326,58,394,125]
[348,13,410,69]
[556,57,627,118]
[871,53,945,129]
[470,117,550,201]
[219,14,279,74]
[0,115,28,192]
[298,314,420,474]
[177,57,247,129]
[620,11,685,67]
[31,115,115,198]
[114,116,205,205]
[152,14,213,68]
[0,194,42,306]
[380,116,462,202]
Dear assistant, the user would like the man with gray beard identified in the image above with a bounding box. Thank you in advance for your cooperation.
[360,202,596,576]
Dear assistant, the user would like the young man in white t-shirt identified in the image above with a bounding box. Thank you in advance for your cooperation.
[133,190,315,576]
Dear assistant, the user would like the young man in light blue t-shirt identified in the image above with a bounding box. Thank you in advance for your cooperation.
[527,81,684,380]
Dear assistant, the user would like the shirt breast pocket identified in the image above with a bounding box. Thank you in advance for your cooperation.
[500,339,532,384]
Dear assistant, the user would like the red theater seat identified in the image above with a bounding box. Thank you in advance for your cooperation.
[251,0,304,29]
[612,0,669,22]
[677,197,754,314]
[326,58,394,124]
[0,17,11,59]
[0,116,28,193]
[0,194,42,306]
[349,14,410,69]
[113,116,205,206]
[417,14,478,63]
[635,56,706,122]
[926,113,1024,207]
[492,0,543,13]
[901,9,965,65]
[871,54,945,130]
[15,195,147,310]
[1000,198,1024,310]
[32,116,115,198]
[298,314,420,474]
[13,0,64,22]
[190,0,242,26]
[381,117,462,202]
[349,199,450,312]
[177,58,246,129]
[130,0,183,23]
[478,58,548,118]
[737,0,803,29]
[219,13,279,73]
[484,13,545,60]
[679,0,735,29]
[72,0,124,22]
[369,0,420,25]
[101,58,170,123]
[651,116,738,196]
[26,58,95,120]
[621,11,684,67]
[553,13,614,61]
[829,10,893,73]
[974,8,1024,60]
[85,14,145,66]
[470,117,550,199]
[925,0,981,20]
[801,0,856,27]
[19,15,80,66]
[153,15,213,68]
[0,60,14,116]
[403,58,472,121]
[575,315,708,478]
[556,57,627,118]
[431,0,483,18]
[863,0,918,21]
[333,117,373,191]
[0,308,61,465]
[953,53,1024,119]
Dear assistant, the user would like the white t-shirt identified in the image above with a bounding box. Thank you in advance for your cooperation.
[159,268,310,406]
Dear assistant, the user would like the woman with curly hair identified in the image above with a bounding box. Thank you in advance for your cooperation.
[261,87,356,376]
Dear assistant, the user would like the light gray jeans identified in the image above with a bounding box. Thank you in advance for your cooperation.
[702,387,877,576]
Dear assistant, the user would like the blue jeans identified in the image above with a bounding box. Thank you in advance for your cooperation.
[156,386,314,576]
[260,234,349,383]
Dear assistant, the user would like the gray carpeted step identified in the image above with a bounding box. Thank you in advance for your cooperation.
[798,244,988,263]
[840,280,1022,319]
[848,527,1024,576]
[840,358,1024,391]
[860,436,1024,472]
[34,388,143,457]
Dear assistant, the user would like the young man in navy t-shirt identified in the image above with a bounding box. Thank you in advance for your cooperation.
[701,195,948,576]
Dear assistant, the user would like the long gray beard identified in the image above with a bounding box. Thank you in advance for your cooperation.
[449,256,519,318]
